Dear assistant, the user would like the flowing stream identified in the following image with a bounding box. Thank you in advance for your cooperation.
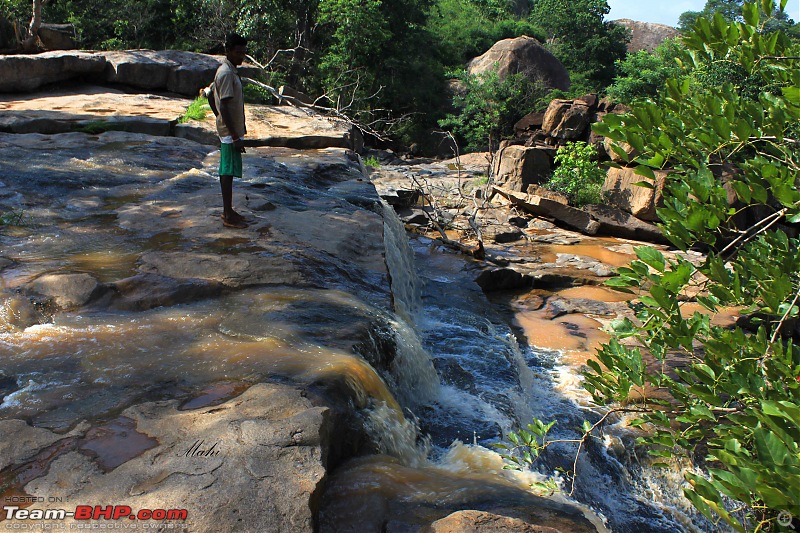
[332,204,719,533]
[0,133,720,531]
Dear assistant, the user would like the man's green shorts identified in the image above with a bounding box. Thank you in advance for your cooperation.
[219,143,243,178]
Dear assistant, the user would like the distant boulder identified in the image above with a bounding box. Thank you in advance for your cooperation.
[611,19,680,53]
[467,36,570,91]
[37,24,76,51]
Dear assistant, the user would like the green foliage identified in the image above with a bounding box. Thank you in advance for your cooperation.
[606,39,686,104]
[178,96,210,123]
[528,0,629,91]
[439,70,550,151]
[242,83,276,105]
[426,0,545,67]
[0,210,26,226]
[679,0,795,33]
[544,142,605,206]
[589,2,800,529]
[363,156,381,168]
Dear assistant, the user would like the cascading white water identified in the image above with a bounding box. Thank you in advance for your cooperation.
[381,200,423,324]
[380,200,439,407]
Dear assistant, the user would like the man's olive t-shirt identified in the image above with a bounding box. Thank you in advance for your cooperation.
[213,58,246,140]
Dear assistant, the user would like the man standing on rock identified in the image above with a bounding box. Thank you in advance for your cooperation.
[211,32,249,229]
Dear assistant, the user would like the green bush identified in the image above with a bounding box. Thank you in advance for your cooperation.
[544,142,605,206]
[606,39,685,104]
[439,69,550,152]
[177,96,210,123]
[363,156,381,168]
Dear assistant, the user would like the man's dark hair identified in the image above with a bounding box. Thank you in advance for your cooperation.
[225,33,248,50]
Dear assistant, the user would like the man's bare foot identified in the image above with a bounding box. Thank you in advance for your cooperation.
[221,214,248,229]
[228,211,247,223]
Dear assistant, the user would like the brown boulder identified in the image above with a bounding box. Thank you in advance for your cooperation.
[603,166,666,221]
[584,204,667,243]
[425,510,561,533]
[612,19,680,53]
[37,24,76,51]
[542,99,591,141]
[604,137,640,163]
[467,36,570,91]
[493,186,601,235]
[492,144,551,192]
[514,111,544,136]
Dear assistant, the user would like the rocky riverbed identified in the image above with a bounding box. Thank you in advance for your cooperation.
[0,45,742,529]
[0,81,613,532]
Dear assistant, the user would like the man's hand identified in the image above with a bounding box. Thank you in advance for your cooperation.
[234,138,246,153]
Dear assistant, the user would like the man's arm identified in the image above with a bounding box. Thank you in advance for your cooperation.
[219,97,246,153]
[204,85,218,117]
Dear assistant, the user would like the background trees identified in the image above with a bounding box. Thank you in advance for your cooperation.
[529,0,629,92]
[0,0,634,146]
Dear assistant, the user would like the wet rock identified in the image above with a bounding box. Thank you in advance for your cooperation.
[543,297,615,319]
[527,219,558,231]
[320,457,599,533]
[467,36,570,91]
[475,268,532,291]
[0,51,106,93]
[138,251,307,289]
[434,359,478,394]
[555,254,615,277]
[109,273,226,311]
[0,295,44,330]
[424,510,562,533]
[22,383,333,533]
[28,272,103,309]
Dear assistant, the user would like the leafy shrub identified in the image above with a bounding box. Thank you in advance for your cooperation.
[363,156,381,168]
[500,3,800,531]
[606,38,685,104]
[178,96,210,123]
[439,69,550,152]
[544,141,605,206]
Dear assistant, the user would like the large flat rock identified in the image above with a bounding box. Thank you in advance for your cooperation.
[0,50,259,96]
[0,51,106,93]
[12,383,330,532]
[0,86,354,148]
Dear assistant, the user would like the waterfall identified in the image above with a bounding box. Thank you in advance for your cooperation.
[381,200,422,325]
[380,200,439,408]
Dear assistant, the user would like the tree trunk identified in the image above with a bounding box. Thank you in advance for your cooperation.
[21,0,43,52]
